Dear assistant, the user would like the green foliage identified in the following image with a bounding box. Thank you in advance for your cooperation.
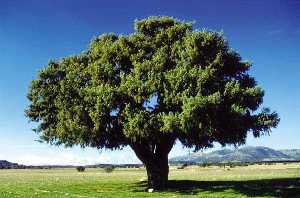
[26,16,279,151]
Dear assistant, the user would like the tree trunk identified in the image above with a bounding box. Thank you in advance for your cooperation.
[144,153,169,190]
[130,136,175,190]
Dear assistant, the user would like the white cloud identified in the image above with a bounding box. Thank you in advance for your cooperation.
[15,152,111,166]
[0,145,141,166]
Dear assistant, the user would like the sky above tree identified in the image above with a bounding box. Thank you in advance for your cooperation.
[0,0,299,165]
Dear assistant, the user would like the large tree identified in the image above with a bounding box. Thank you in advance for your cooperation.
[26,16,279,189]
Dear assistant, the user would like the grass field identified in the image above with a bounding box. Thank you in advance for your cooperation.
[0,164,300,197]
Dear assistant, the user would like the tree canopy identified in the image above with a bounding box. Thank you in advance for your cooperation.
[26,16,279,189]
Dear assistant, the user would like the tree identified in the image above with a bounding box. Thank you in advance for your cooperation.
[76,166,85,172]
[26,16,279,190]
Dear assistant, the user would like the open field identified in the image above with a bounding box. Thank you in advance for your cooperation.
[0,164,300,197]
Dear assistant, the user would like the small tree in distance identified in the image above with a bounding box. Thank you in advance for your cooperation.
[26,16,279,190]
[103,166,115,173]
[76,166,85,172]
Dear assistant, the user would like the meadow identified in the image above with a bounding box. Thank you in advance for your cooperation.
[0,164,300,197]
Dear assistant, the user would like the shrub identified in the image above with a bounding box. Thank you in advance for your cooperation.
[76,166,85,172]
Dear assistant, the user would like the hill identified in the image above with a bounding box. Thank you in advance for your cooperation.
[0,160,24,169]
[0,160,143,169]
[170,146,300,163]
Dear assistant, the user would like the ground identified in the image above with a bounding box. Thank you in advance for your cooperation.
[0,163,300,197]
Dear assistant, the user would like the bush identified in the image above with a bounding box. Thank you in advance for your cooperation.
[177,163,188,169]
[229,163,236,168]
[104,166,115,173]
[76,166,85,172]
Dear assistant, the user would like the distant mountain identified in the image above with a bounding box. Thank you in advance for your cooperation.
[280,149,300,159]
[170,146,300,163]
[0,160,143,169]
[0,160,23,169]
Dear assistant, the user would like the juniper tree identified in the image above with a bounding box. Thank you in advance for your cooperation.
[26,16,279,189]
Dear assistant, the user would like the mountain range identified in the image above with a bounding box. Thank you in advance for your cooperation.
[170,146,300,163]
[0,160,23,169]
[1,146,300,168]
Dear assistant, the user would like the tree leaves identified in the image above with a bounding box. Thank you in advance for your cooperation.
[26,16,279,151]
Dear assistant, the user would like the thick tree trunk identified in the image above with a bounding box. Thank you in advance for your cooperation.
[130,136,175,190]
[144,153,169,189]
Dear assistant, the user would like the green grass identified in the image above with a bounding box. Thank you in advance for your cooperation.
[0,164,300,197]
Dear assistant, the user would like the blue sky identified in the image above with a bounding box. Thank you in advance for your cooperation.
[0,0,299,165]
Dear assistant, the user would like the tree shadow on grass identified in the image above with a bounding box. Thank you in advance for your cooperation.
[135,178,300,197]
